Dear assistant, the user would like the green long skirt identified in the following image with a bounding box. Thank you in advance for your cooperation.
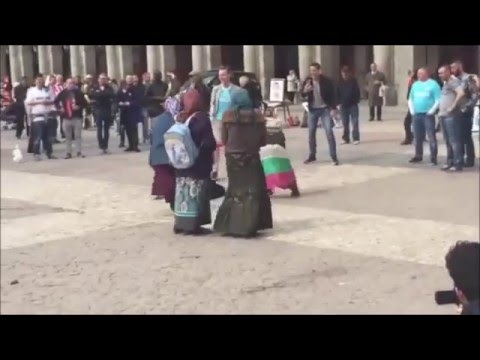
[214,153,273,237]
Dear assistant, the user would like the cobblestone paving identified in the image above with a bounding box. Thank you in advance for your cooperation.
[1,105,478,314]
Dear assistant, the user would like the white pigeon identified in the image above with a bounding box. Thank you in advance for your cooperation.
[12,144,23,163]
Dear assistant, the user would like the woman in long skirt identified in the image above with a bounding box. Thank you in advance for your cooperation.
[214,88,273,238]
[173,90,217,235]
[149,93,179,209]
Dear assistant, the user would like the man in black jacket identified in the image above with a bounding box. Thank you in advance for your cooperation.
[54,78,88,159]
[89,74,115,154]
[146,71,168,118]
[13,76,29,139]
[301,63,339,165]
[336,66,361,145]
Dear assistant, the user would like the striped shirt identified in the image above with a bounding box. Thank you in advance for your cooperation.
[53,83,65,97]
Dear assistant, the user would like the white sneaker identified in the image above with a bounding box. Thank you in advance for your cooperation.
[353,141,360,145]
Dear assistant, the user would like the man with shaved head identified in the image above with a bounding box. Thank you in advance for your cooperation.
[407,67,441,165]
[438,65,465,172]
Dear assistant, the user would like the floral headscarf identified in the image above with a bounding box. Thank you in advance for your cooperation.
[164,96,181,118]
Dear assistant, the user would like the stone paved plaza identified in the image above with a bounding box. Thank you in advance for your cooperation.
[1,104,479,314]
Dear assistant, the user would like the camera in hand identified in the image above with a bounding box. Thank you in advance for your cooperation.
[435,290,459,306]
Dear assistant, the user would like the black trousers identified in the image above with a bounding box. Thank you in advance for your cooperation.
[119,112,127,145]
[125,120,139,150]
[15,104,26,138]
[369,105,382,120]
[59,114,65,138]
[404,111,413,141]
[96,113,111,150]
[47,116,58,142]
[31,120,52,156]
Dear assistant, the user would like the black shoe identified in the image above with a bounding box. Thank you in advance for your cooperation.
[304,156,316,164]
[400,139,412,145]
[124,148,133,152]
[77,152,85,158]
[53,139,61,144]
[377,119,382,121]
[119,143,125,148]
[173,226,182,234]
[16,135,21,140]
[64,153,72,159]
[430,160,438,166]
[464,161,475,168]
[102,149,109,155]
[47,154,57,160]
[369,118,374,122]
[188,227,213,236]
[441,164,452,171]
[134,148,141,152]
[332,159,339,166]
[409,157,422,163]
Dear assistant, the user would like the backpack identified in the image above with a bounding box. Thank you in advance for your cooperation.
[164,113,199,169]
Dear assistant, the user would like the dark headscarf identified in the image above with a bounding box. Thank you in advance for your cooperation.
[177,89,202,123]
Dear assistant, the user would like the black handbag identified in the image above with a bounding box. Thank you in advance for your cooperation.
[208,179,225,200]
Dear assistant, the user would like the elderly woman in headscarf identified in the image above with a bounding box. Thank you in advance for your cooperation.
[213,88,273,238]
[173,89,217,235]
[149,88,181,208]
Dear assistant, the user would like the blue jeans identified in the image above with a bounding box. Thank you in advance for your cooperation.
[441,115,463,169]
[95,112,111,150]
[413,114,437,161]
[341,104,359,142]
[460,111,475,165]
[308,107,337,160]
[31,120,52,156]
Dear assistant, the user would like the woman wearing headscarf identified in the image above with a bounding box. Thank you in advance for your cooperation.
[173,89,217,235]
[149,89,180,207]
[214,88,273,238]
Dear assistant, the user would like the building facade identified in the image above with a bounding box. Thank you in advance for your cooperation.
[1,45,479,105]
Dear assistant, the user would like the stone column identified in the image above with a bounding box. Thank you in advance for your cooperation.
[146,45,160,74]
[426,45,440,74]
[37,45,50,75]
[106,45,120,80]
[159,45,176,76]
[82,46,96,76]
[38,45,63,75]
[312,45,340,81]
[243,45,257,73]
[393,45,427,106]
[116,45,133,79]
[298,45,312,80]
[70,45,82,77]
[373,45,393,83]
[192,45,204,72]
[1,45,7,78]
[8,45,33,84]
[205,45,222,69]
[257,45,275,99]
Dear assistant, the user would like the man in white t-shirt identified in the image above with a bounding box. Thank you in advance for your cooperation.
[25,75,57,160]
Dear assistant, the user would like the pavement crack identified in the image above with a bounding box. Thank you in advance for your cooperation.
[241,281,286,294]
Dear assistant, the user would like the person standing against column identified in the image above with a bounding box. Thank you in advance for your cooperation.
[407,67,441,165]
[25,75,57,161]
[438,65,465,172]
[210,66,241,180]
[365,63,386,121]
[301,63,339,165]
[55,78,88,159]
[89,73,115,154]
[450,61,479,168]
[13,76,29,139]
[337,66,361,145]
[286,70,299,104]
[125,75,141,152]
[53,75,66,140]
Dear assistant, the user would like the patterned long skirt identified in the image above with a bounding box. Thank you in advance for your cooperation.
[214,152,273,237]
[174,177,211,232]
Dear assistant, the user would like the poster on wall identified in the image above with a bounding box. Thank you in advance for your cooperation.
[269,78,285,102]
